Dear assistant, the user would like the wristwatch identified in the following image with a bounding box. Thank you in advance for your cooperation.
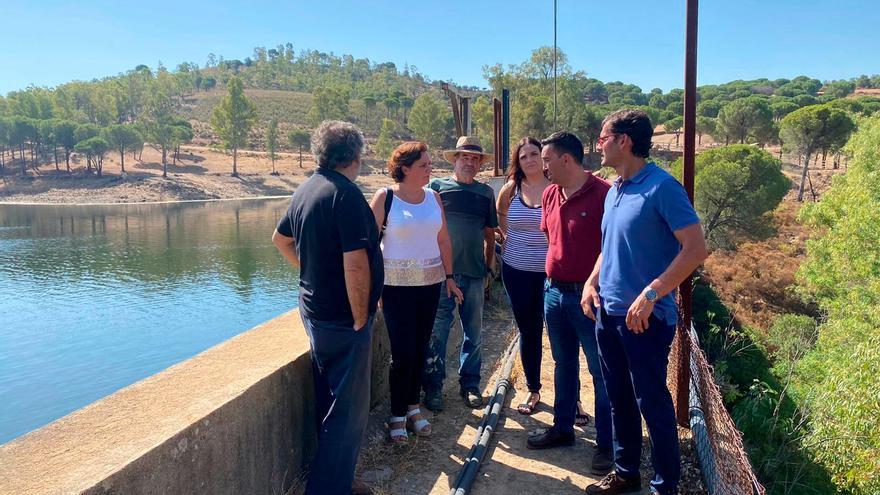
[644,286,658,303]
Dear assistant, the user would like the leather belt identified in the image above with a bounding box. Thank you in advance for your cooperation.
[548,278,586,293]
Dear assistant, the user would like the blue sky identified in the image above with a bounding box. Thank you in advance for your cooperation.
[1,0,877,95]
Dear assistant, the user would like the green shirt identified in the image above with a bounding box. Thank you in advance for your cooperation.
[429,177,498,278]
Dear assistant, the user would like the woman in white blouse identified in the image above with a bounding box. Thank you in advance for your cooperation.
[370,141,463,444]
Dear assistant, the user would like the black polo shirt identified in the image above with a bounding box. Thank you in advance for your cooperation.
[276,167,384,325]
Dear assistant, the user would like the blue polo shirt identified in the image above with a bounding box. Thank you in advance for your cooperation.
[599,162,700,325]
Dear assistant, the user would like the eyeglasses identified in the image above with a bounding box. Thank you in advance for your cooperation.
[597,134,619,146]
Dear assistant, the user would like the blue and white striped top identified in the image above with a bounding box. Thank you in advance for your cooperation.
[502,187,548,273]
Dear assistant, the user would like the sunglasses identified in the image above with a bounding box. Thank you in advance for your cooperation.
[597,134,620,146]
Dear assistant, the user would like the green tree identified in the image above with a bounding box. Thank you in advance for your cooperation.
[362,95,377,129]
[697,100,722,118]
[287,129,310,168]
[673,145,789,249]
[696,116,716,145]
[470,95,495,149]
[144,88,177,178]
[40,119,60,171]
[307,86,349,125]
[170,118,193,165]
[54,120,77,172]
[780,104,855,201]
[0,117,9,176]
[74,136,110,177]
[571,104,605,162]
[9,117,34,176]
[717,97,773,144]
[211,77,257,176]
[796,115,880,494]
[408,94,448,149]
[266,118,279,175]
[102,124,142,174]
[665,116,683,147]
[375,118,396,159]
[400,96,414,124]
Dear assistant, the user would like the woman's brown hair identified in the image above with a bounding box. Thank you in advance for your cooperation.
[387,141,428,183]
[505,137,542,201]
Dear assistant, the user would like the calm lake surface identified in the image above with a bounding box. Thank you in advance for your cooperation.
[0,198,299,444]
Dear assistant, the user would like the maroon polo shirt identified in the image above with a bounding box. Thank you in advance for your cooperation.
[541,172,611,282]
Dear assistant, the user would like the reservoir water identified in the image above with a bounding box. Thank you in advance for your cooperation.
[0,198,299,444]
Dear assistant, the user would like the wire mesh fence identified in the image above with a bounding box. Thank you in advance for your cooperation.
[668,321,766,495]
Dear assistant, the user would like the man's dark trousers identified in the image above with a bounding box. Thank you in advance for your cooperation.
[596,308,680,495]
[301,313,374,495]
[544,283,612,447]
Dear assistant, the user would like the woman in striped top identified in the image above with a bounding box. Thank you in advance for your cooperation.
[497,137,550,415]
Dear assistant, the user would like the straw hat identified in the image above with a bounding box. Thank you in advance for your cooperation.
[442,136,494,164]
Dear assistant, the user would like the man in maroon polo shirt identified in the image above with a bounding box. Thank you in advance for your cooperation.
[526,131,614,475]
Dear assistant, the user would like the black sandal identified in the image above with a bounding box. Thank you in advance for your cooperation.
[575,401,591,426]
[517,392,541,415]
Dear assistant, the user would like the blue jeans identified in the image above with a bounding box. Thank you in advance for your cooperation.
[501,262,546,392]
[300,313,374,495]
[544,284,612,449]
[597,308,679,494]
[423,274,484,392]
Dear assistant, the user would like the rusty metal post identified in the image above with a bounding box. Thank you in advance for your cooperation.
[493,98,502,176]
[676,0,698,428]
[502,89,510,173]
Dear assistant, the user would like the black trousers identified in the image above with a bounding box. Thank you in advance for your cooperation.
[501,262,546,392]
[381,283,442,417]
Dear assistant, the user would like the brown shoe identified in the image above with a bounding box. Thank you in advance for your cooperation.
[351,478,374,495]
[585,471,640,494]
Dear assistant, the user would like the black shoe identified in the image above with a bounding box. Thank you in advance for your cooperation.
[585,471,641,494]
[591,447,614,474]
[424,389,444,412]
[526,427,575,450]
[460,387,483,409]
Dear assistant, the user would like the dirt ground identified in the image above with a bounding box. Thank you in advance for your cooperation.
[0,145,458,204]
[350,284,706,495]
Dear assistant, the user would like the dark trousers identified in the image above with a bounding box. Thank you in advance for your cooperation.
[381,283,441,417]
[596,308,680,495]
[300,313,374,495]
[544,284,613,448]
[501,262,546,392]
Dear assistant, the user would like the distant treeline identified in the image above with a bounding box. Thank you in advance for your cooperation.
[1,43,879,178]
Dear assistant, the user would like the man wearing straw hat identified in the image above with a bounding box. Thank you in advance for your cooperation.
[422,136,498,411]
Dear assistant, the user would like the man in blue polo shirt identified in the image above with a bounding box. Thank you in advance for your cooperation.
[582,109,708,495]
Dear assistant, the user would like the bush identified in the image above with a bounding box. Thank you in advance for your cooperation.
[795,115,880,494]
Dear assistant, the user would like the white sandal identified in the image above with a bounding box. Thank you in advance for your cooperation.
[406,408,432,437]
[387,416,408,444]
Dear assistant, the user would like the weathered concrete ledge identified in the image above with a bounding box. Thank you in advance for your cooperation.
[0,309,390,495]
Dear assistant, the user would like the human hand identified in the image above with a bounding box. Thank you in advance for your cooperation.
[581,283,601,321]
[625,294,654,334]
[446,279,464,305]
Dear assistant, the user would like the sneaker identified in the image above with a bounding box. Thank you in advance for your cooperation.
[526,427,575,450]
[585,471,641,494]
[460,387,483,409]
[424,389,444,412]
[591,447,614,474]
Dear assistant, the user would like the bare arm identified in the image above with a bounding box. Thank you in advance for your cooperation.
[272,229,299,268]
[368,188,388,233]
[496,181,514,243]
[581,252,603,320]
[343,248,372,330]
[484,227,496,274]
[626,223,708,333]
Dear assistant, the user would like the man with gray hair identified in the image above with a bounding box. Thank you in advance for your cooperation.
[272,120,383,495]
